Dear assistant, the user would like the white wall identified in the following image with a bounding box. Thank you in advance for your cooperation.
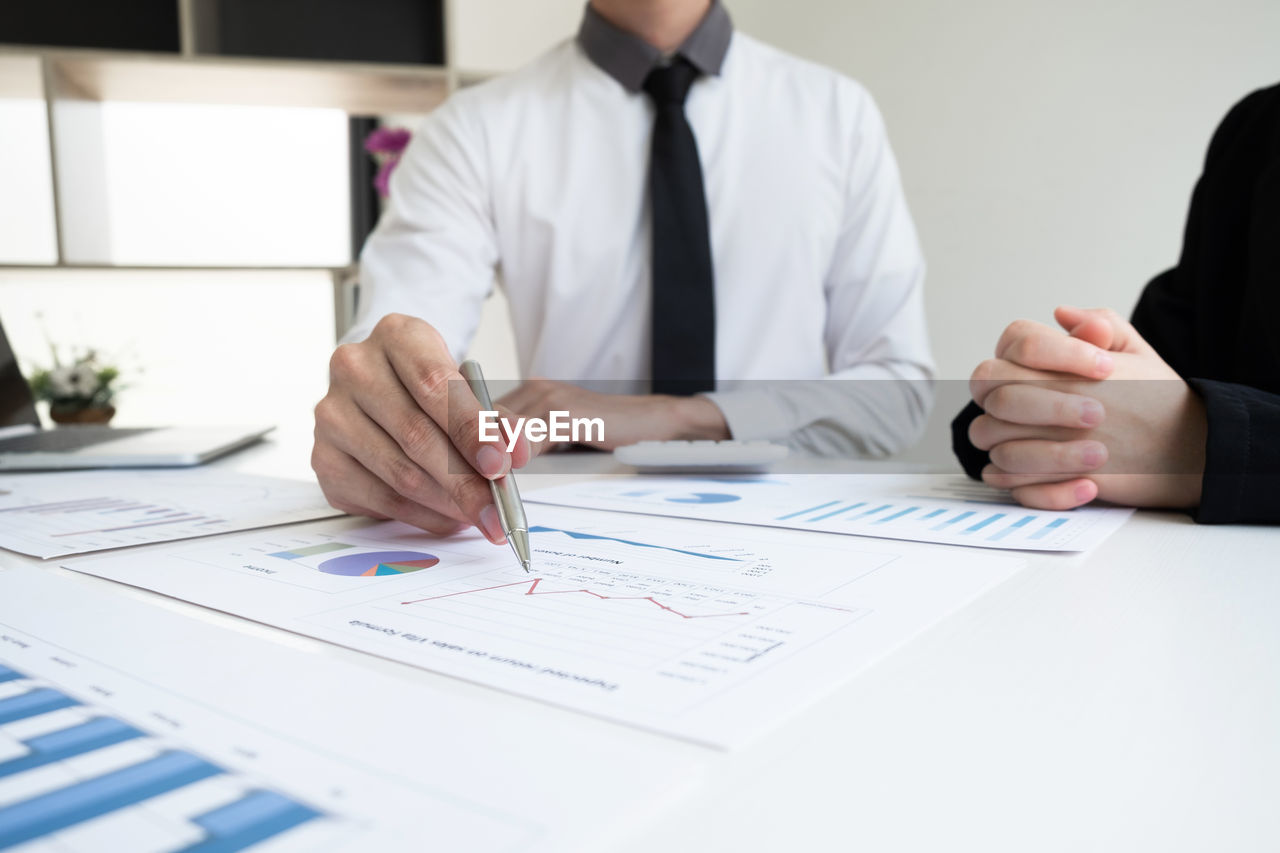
[0,269,334,430]
[0,99,58,264]
[452,0,1279,380]
[729,0,1280,376]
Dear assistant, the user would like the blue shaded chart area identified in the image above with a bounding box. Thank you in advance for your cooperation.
[528,527,741,562]
[664,492,741,505]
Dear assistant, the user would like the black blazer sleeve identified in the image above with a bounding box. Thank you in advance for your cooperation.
[1191,380,1280,523]
[951,401,988,481]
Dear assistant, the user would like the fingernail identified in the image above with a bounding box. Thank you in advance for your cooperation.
[1080,443,1106,467]
[1074,482,1095,503]
[1079,399,1104,427]
[1095,353,1114,374]
[479,504,507,544]
[475,445,509,479]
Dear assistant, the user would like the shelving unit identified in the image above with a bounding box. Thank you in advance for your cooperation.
[0,0,479,274]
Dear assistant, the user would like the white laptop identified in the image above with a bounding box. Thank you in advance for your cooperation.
[0,318,273,471]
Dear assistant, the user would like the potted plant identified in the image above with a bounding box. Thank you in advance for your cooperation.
[28,351,122,425]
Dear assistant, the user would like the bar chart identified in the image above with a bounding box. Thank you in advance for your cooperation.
[2,568,696,853]
[0,469,339,558]
[0,662,328,851]
[527,475,1134,552]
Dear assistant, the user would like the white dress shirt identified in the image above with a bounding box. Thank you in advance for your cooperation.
[348,9,935,456]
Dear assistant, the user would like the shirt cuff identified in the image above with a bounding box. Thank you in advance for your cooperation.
[701,389,797,442]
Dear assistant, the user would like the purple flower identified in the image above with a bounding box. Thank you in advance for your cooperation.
[373,157,400,199]
[364,127,412,156]
[364,127,412,198]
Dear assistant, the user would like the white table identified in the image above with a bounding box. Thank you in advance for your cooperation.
[3,428,1278,852]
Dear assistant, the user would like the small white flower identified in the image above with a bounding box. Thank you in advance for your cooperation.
[47,366,78,397]
[65,364,99,397]
[49,364,99,399]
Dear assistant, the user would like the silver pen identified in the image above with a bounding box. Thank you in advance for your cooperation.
[459,360,532,573]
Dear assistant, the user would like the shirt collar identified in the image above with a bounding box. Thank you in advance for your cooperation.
[577,1,733,93]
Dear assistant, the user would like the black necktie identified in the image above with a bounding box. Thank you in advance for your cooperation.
[644,58,716,396]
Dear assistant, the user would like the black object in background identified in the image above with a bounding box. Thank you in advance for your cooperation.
[349,117,383,260]
[0,0,180,52]
[212,0,445,64]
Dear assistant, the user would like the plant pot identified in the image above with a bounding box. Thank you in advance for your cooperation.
[49,405,116,426]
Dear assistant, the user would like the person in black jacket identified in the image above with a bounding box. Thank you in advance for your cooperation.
[952,82,1280,523]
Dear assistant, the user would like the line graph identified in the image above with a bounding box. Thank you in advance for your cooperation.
[401,577,751,619]
[528,526,741,562]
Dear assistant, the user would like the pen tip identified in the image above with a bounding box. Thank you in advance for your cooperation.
[521,559,531,573]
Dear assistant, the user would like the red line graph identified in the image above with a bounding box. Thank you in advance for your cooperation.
[402,578,750,619]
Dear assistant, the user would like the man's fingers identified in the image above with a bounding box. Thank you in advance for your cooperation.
[496,380,572,455]
[493,403,540,464]
[994,318,1114,379]
[310,441,466,537]
[988,438,1108,476]
[335,358,497,533]
[375,314,512,481]
[980,384,1104,429]
[316,395,473,525]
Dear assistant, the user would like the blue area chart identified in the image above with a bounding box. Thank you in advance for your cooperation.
[528,526,740,562]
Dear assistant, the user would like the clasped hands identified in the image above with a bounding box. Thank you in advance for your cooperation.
[968,306,1207,510]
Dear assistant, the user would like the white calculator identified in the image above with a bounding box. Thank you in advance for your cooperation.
[613,440,789,472]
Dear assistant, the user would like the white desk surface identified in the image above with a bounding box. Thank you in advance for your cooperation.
[3,426,1278,852]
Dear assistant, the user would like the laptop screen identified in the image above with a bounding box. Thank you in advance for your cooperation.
[0,318,41,429]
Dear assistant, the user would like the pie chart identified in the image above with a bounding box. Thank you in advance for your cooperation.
[664,492,741,505]
[317,550,440,577]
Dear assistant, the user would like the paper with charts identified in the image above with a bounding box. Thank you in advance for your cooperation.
[66,505,1024,747]
[0,568,693,852]
[0,469,341,558]
[526,474,1133,552]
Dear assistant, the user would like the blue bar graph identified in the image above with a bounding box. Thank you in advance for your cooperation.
[809,502,866,521]
[183,791,322,853]
[0,688,78,725]
[932,511,975,531]
[776,501,841,521]
[921,509,947,520]
[961,513,1006,534]
[1031,517,1069,540]
[989,516,1035,542]
[0,717,145,779]
[873,506,919,525]
[0,661,329,852]
[0,750,223,847]
[850,504,892,521]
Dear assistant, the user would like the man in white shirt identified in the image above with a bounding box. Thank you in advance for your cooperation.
[313,0,934,544]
